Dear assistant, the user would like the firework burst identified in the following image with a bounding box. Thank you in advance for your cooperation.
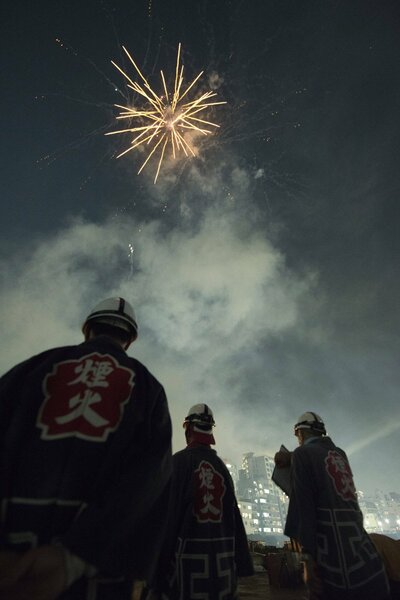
[106,44,226,183]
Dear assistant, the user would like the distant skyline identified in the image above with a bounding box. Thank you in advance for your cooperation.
[1,0,399,496]
[222,449,400,498]
[229,452,400,540]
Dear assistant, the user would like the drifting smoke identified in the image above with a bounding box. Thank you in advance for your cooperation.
[0,182,311,462]
[1,161,399,488]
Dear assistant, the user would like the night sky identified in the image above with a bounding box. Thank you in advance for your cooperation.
[1,0,399,494]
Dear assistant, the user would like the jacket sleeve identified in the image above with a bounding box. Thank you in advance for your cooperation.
[220,468,254,577]
[284,449,317,557]
[0,357,44,504]
[147,451,191,591]
[0,349,56,443]
[0,358,34,442]
[234,502,254,577]
[61,385,173,579]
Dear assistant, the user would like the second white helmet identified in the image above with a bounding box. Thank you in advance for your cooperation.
[183,404,215,431]
[294,412,326,435]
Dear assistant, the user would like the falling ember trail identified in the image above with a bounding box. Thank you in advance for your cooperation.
[106,44,226,183]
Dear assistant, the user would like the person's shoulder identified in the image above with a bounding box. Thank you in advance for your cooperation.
[292,443,315,464]
[214,454,233,477]
[294,436,337,458]
[127,355,154,374]
[173,447,188,460]
[82,338,160,381]
[292,444,304,456]
[173,446,215,462]
[1,344,77,373]
[126,355,165,389]
[172,447,193,470]
[35,343,98,367]
[319,436,339,452]
[33,344,81,360]
[189,447,228,470]
[0,344,86,388]
[212,450,228,468]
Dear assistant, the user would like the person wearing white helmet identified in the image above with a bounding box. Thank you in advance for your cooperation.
[0,297,172,600]
[277,412,390,600]
[81,296,138,348]
[146,404,253,600]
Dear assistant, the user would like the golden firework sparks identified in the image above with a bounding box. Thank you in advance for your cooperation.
[106,44,226,183]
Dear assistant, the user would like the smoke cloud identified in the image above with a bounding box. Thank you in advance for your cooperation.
[1,160,399,492]
[0,181,312,463]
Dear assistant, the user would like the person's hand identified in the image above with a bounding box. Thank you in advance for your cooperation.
[302,557,324,600]
[0,545,67,600]
[0,551,20,586]
[143,590,162,600]
[274,450,292,468]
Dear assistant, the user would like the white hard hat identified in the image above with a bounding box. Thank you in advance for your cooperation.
[183,404,215,431]
[82,297,138,342]
[294,412,326,434]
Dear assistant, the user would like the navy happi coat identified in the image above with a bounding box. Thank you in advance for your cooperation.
[0,336,172,600]
[285,436,390,600]
[155,444,253,600]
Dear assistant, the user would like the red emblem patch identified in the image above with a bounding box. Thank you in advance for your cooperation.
[193,460,226,523]
[325,450,357,501]
[37,352,135,441]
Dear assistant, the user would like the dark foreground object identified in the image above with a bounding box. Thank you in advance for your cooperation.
[131,570,307,599]
[238,569,307,599]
